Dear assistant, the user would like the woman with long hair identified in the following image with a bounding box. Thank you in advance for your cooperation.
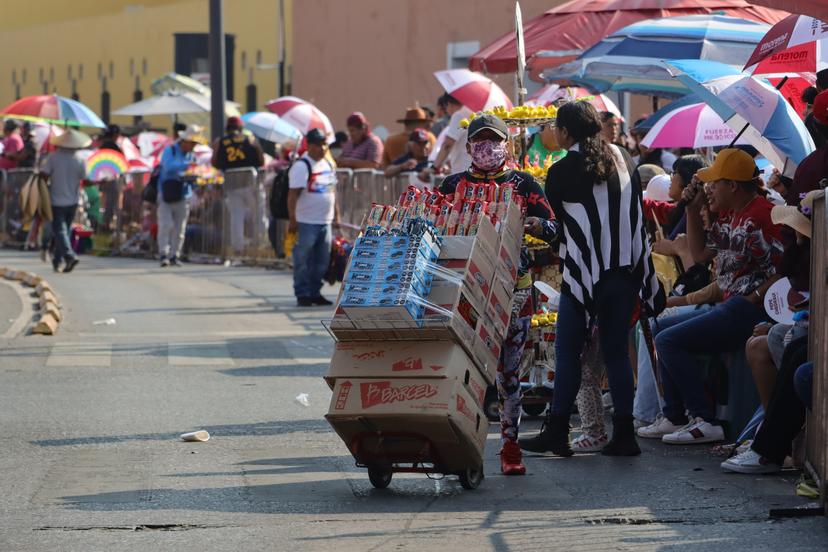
[520,101,664,457]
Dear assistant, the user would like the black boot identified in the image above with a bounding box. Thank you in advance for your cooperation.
[518,412,573,457]
[602,414,641,456]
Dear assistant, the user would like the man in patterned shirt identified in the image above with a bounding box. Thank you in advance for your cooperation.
[638,149,783,445]
[336,112,383,169]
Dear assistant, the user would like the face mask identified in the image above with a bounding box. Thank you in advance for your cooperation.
[470,140,507,171]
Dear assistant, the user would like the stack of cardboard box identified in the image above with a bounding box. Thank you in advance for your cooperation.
[324,202,523,474]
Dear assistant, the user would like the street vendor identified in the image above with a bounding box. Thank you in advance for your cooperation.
[440,113,556,476]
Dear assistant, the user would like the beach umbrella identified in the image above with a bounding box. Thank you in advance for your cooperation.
[666,59,815,176]
[526,85,622,118]
[0,94,105,128]
[241,112,302,145]
[265,96,335,140]
[433,69,513,112]
[641,102,749,148]
[744,14,828,75]
[112,92,211,116]
[543,14,771,97]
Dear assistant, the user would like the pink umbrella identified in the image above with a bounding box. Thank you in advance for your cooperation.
[526,85,622,118]
[744,14,828,75]
[641,103,748,149]
[433,69,513,112]
[265,96,334,141]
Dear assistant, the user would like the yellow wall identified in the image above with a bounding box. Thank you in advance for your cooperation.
[0,0,292,130]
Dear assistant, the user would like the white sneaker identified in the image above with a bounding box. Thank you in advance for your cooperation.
[636,415,685,439]
[634,418,653,431]
[662,417,725,444]
[721,448,781,474]
[571,432,608,453]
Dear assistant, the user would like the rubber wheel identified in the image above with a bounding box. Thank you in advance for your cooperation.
[458,464,484,490]
[522,403,547,418]
[367,466,392,489]
[484,385,500,422]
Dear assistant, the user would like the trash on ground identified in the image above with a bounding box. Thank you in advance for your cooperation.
[180,430,210,442]
[93,318,117,326]
[295,393,310,407]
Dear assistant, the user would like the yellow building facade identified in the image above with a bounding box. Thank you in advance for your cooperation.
[0,0,292,130]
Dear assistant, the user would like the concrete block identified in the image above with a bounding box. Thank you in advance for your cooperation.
[32,314,59,335]
[4,270,21,281]
[22,273,43,287]
[42,303,61,322]
[39,292,59,309]
[35,282,53,296]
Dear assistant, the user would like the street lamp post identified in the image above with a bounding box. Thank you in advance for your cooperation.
[209,0,227,143]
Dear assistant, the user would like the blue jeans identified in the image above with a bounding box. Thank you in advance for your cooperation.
[51,204,77,265]
[551,269,638,418]
[293,222,331,299]
[656,296,766,423]
[794,362,813,410]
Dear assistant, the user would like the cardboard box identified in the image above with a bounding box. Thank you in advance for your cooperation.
[499,200,524,246]
[325,376,488,472]
[485,278,513,340]
[325,341,488,407]
[422,280,483,363]
[438,249,495,312]
[495,239,520,288]
[471,315,502,379]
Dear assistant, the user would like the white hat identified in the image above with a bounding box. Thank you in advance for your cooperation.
[771,189,822,238]
[178,124,206,144]
[49,128,92,149]
[643,174,672,202]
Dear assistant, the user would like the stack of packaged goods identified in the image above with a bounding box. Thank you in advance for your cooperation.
[324,184,524,484]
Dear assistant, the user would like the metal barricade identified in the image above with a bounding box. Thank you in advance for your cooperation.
[218,167,271,263]
[113,171,155,257]
[0,168,35,247]
[806,191,827,515]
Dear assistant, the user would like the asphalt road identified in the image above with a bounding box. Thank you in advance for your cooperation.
[0,250,826,551]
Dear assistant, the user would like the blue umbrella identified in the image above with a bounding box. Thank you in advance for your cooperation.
[665,59,815,176]
[542,14,770,97]
[241,112,302,145]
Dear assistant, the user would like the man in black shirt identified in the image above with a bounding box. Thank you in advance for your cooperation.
[440,114,556,477]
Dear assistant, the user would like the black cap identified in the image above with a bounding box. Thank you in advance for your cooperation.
[306,128,327,145]
[467,113,508,140]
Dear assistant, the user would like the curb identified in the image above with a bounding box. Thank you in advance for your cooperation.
[0,267,62,336]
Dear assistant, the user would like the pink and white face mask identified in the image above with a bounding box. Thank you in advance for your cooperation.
[470,140,508,171]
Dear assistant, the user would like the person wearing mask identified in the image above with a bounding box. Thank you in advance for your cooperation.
[440,114,556,476]
[337,112,383,169]
[638,149,784,444]
[288,128,339,307]
[156,124,204,267]
[420,93,472,180]
[39,129,91,273]
[0,119,24,170]
[382,107,435,166]
[526,123,566,166]
[519,101,664,458]
[384,128,432,178]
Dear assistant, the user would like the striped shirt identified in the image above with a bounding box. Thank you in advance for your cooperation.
[340,133,384,165]
[545,143,663,321]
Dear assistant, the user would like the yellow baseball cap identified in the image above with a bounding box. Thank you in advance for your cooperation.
[696,148,758,183]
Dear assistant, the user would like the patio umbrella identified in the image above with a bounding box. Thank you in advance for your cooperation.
[265,96,335,143]
[751,0,828,22]
[433,69,513,112]
[241,112,302,145]
[641,102,749,148]
[542,14,771,97]
[112,92,211,116]
[0,94,105,128]
[469,0,788,80]
[666,59,815,176]
[526,85,622,118]
[744,14,828,75]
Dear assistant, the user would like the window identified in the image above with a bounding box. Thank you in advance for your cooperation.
[446,41,480,70]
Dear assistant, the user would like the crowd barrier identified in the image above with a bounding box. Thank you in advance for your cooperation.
[806,191,827,515]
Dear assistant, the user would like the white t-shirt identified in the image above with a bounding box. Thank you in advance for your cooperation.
[288,154,336,225]
[445,107,472,173]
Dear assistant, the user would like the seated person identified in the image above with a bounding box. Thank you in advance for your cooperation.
[383,129,432,178]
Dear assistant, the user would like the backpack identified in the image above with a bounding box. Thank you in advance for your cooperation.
[142,165,161,204]
[270,157,311,220]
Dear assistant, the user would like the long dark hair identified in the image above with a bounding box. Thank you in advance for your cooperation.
[556,101,614,183]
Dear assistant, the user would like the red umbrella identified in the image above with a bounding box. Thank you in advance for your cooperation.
[744,14,828,75]
[433,70,513,112]
[469,0,789,80]
[750,0,828,22]
[265,96,334,140]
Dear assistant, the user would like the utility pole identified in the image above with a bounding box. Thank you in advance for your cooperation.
[278,0,286,97]
[209,0,227,143]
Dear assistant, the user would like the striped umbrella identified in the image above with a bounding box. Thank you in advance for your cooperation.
[543,14,770,97]
[241,112,302,145]
[526,84,622,118]
[744,14,828,75]
[433,69,513,112]
[0,94,105,128]
[641,103,749,148]
[666,59,815,176]
[265,96,334,141]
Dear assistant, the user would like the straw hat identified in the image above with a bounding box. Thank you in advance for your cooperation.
[771,189,823,238]
[178,124,206,144]
[49,128,92,149]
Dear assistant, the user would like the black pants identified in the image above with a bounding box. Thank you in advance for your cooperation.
[752,336,809,465]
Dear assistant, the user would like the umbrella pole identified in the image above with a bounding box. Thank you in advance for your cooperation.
[728,76,789,148]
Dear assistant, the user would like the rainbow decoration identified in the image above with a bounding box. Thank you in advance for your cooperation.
[86,149,129,181]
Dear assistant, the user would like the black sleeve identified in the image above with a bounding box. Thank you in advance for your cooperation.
[516,172,553,220]
[439,173,462,195]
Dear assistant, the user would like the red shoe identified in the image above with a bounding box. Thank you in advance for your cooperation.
[500,440,526,475]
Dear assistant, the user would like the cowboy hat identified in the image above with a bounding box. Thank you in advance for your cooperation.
[396,106,431,124]
[771,189,823,238]
[178,124,206,144]
[49,128,92,149]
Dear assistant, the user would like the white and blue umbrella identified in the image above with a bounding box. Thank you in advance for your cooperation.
[542,14,770,97]
[241,112,302,145]
[666,59,815,177]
